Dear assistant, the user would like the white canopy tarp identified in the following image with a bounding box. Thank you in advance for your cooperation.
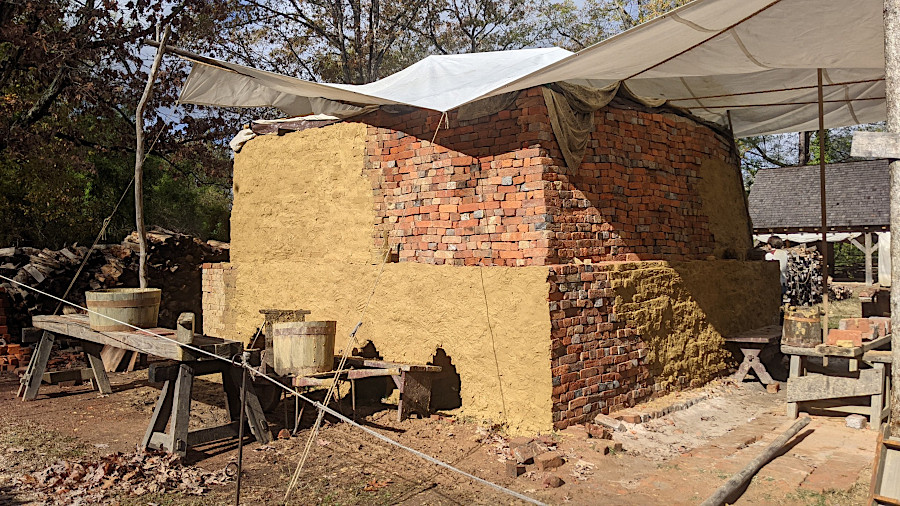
[177,0,886,136]
[179,47,573,117]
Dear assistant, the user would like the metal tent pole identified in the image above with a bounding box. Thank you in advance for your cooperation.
[817,69,830,335]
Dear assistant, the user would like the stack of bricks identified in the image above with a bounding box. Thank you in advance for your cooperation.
[547,264,652,429]
[201,263,235,338]
[545,102,731,262]
[0,344,27,372]
[826,316,892,347]
[363,88,732,267]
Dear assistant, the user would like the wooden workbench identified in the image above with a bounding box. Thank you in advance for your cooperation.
[24,314,241,400]
[292,356,442,422]
[782,334,892,430]
[26,314,271,456]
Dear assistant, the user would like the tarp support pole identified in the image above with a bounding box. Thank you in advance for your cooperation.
[885,0,900,437]
[817,68,829,335]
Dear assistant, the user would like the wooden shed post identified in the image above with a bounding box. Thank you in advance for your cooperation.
[866,232,874,286]
[885,0,900,437]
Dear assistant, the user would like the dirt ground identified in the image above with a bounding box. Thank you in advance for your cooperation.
[0,364,879,506]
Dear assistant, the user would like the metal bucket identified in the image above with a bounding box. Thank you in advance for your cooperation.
[271,321,337,376]
[85,288,161,331]
[782,307,822,348]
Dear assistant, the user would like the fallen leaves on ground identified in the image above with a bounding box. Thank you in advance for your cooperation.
[363,478,393,492]
[17,450,232,504]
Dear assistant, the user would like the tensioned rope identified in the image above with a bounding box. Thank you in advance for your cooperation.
[0,273,546,506]
[284,246,391,500]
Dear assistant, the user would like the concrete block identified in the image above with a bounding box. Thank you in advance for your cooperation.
[845,414,867,430]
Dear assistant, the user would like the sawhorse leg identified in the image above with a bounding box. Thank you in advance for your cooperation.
[142,363,194,457]
[733,347,775,385]
[19,331,55,401]
[82,342,112,395]
[787,355,805,419]
[871,362,887,432]
[393,371,434,422]
[223,367,272,445]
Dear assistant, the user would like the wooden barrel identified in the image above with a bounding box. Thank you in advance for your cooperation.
[271,321,336,376]
[85,288,161,331]
[782,307,822,348]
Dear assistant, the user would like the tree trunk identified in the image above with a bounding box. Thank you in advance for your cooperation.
[134,24,171,289]
[798,131,812,165]
[885,0,900,438]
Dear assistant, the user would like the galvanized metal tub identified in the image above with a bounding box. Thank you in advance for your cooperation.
[85,288,161,331]
[271,321,337,376]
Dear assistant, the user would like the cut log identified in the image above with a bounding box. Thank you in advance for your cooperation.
[701,417,811,506]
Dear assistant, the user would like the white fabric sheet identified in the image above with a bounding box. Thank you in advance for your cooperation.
[179,48,573,116]
[754,233,861,245]
[177,0,886,137]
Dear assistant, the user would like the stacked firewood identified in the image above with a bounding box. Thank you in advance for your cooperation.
[785,247,824,306]
[0,227,228,340]
[829,284,853,301]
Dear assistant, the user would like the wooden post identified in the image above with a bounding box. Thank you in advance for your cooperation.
[176,312,195,345]
[817,69,830,335]
[134,25,171,288]
[886,0,900,438]
[866,232,874,286]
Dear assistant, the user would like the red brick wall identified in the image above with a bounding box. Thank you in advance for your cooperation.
[545,102,734,262]
[363,89,737,267]
[547,264,652,429]
[363,88,555,266]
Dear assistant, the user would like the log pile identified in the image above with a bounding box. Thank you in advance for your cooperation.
[785,247,824,306]
[0,227,228,341]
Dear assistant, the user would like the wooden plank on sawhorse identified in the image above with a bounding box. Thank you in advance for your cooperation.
[786,367,885,403]
[142,360,272,457]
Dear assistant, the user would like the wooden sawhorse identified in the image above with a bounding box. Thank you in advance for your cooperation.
[292,357,442,424]
[726,325,782,387]
[142,359,272,457]
[782,335,892,431]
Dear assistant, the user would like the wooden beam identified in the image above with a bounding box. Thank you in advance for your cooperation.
[868,232,875,286]
[135,25,171,288]
[31,315,241,362]
[787,367,885,402]
[852,131,900,158]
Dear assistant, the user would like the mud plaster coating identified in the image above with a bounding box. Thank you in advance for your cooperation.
[696,158,753,259]
[609,260,781,390]
[229,123,553,432]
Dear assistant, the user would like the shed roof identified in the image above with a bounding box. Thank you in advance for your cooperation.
[747,159,889,231]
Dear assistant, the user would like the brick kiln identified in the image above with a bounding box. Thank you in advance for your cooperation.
[203,86,780,432]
